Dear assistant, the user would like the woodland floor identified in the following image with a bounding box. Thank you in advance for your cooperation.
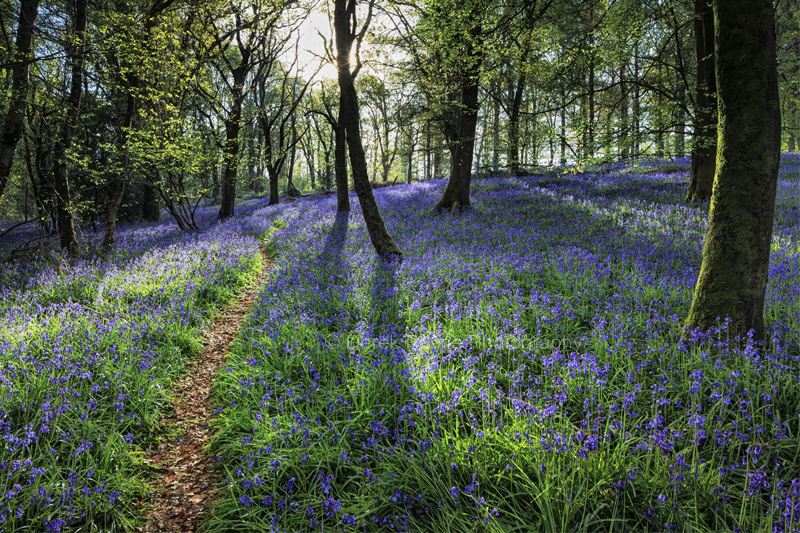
[137,243,272,533]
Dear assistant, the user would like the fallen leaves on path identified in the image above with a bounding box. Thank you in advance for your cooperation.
[138,244,272,533]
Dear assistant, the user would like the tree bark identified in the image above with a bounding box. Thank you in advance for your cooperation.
[0,0,40,201]
[101,76,137,249]
[334,0,400,259]
[143,183,160,221]
[508,71,526,176]
[333,122,349,211]
[685,0,780,340]
[53,0,87,253]
[687,0,716,201]
[434,14,483,212]
[219,79,244,219]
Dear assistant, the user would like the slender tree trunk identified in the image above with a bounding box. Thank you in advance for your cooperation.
[53,0,87,253]
[587,59,595,159]
[433,138,442,179]
[508,72,526,175]
[334,0,399,258]
[619,63,629,160]
[434,14,483,212]
[633,46,641,156]
[102,77,137,249]
[675,84,686,157]
[559,103,567,165]
[425,122,431,180]
[687,0,717,201]
[0,0,40,201]
[685,0,780,340]
[491,80,500,171]
[286,113,299,195]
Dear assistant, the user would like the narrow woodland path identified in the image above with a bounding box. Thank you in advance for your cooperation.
[139,243,272,533]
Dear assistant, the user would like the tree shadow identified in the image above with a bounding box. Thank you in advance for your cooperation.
[368,255,404,342]
[313,211,351,332]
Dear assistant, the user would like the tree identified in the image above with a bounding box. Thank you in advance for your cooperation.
[255,60,313,206]
[53,0,88,253]
[430,0,485,212]
[686,0,715,202]
[685,0,780,340]
[100,0,177,249]
[333,0,402,259]
[197,0,279,220]
[0,0,40,202]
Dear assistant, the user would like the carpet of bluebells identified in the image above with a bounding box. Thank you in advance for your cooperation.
[208,155,800,532]
[0,199,281,531]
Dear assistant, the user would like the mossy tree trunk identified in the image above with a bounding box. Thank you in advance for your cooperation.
[687,0,716,202]
[685,0,781,340]
[334,0,401,259]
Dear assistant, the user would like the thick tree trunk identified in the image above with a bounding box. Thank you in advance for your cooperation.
[687,0,717,201]
[219,117,240,218]
[434,17,483,212]
[268,167,280,205]
[53,0,87,253]
[685,0,780,340]
[0,0,40,201]
[219,58,247,219]
[335,0,400,259]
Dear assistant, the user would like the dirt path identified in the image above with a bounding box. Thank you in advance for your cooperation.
[139,243,272,532]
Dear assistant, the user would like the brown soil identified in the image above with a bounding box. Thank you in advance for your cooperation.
[138,243,272,532]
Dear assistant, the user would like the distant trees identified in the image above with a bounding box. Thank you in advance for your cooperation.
[685,0,780,340]
[0,0,797,267]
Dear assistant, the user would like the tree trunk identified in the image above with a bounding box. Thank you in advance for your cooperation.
[491,80,500,172]
[53,0,87,253]
[143,183,160,221]
[559,103,567,165]
[619,63,629,160]
[687,0,717,201]
[587,59,595,160]
[219,114,241,218]
[334,0,400,258]
[508,71,526,175]
[434,14,483,212]
[685,0,780,340]
[334,122,349,211]
[219,57,248,219]
[633,45,641,156]
[433,138,442,179]
[674,83,686,157]
[0,0,40,201]
[102,78,137,249]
